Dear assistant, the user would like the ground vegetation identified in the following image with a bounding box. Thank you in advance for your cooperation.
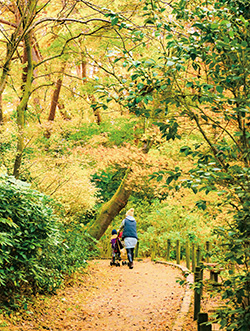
[0,0,249,330]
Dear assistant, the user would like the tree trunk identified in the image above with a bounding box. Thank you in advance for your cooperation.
[89,94,102,125]
[13,30,33,178]
[78,58,102,125]
[0,44,12,125]
[44,62,66,138]
[48,62,66,121]
[81,60,87,80]
[0,94,3,125]
[87,123,156,240]
[88,169,132,240]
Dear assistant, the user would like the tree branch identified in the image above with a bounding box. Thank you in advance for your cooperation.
[27,17,111,33]
[0,19,17,28]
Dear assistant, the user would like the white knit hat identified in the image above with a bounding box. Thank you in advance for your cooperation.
[126,208,134,217]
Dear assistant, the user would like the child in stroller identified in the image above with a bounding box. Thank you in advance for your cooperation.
[110,229,126,266]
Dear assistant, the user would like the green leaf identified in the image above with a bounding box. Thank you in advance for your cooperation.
[216,86,223,93]
[137,83,144,90]
[167,60,175,66]
[111,16,118,26]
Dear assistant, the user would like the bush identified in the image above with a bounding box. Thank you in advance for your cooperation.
[68,118,141,147]
[0,175,60,308]
[132,200,212,259]
[0,175,98,310]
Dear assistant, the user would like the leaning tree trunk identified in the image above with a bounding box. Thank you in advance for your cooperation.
[88,169,132,240]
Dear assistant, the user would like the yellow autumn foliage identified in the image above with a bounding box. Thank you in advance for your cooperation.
[29,155,98,215]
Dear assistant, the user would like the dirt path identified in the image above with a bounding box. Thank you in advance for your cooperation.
[4,259,187,331]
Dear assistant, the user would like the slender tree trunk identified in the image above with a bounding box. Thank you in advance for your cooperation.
[48,62,66,121]
[89,94,102,125]
[31,36,43,122]
[0,94,3,125]
[81,60,87,80]
[13,30,33,178]
[88,169,132,240]
[48,77,63,121]
[0,47,12,125]
[79,58,102,125]
[44,62,66,138]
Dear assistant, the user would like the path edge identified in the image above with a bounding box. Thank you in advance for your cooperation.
[154,261,194,331]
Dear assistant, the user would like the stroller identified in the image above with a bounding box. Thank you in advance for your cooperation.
[110,231,127,266]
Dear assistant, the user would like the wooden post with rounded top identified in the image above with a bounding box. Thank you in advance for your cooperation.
[176,239,180,265]
[186,240,190,270]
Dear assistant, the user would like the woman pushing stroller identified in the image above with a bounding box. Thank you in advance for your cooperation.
[118,208,138,269]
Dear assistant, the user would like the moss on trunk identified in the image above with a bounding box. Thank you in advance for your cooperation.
[88,169,132,240]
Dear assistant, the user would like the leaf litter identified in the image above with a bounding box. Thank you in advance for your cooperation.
[2,259,186,331]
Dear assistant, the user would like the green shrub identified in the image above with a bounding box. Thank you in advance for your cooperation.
[0,175,98,310]
[133,201,212,259]
[0,175,60,308]
[67,122,101,144]
[53,222,99,275]
[99,119,141,147]
[68,119,141,147]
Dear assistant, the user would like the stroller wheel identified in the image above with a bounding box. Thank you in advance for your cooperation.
[116,262,120,267]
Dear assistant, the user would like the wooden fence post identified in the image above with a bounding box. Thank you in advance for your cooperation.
[166,239,171,261]
[197,244,201,266]
[151,241,156,261]
[197,312,212,331]
[176,239,180,265]
[192,243,196,272]
[135,241,139,258]
[186,240,190,270]
[205,241,210,263]
[194,266,203,321]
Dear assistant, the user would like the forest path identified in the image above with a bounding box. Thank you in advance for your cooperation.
[6,259,189,331]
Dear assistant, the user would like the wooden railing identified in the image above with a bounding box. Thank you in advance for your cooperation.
[150,239,213,269]
[149,239,224,331]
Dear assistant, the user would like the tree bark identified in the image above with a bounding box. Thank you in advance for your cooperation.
[78,58,102,125]
[0,41,13,125]
[13,29,33,178]
[81,60,87,80]
[44,62,66,138]
[48,62,66,121]
[88,169,132,240]
[0,94,3,125]
[89,94,102,125]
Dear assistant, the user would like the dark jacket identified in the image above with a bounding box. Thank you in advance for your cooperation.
[122,216,138,239]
